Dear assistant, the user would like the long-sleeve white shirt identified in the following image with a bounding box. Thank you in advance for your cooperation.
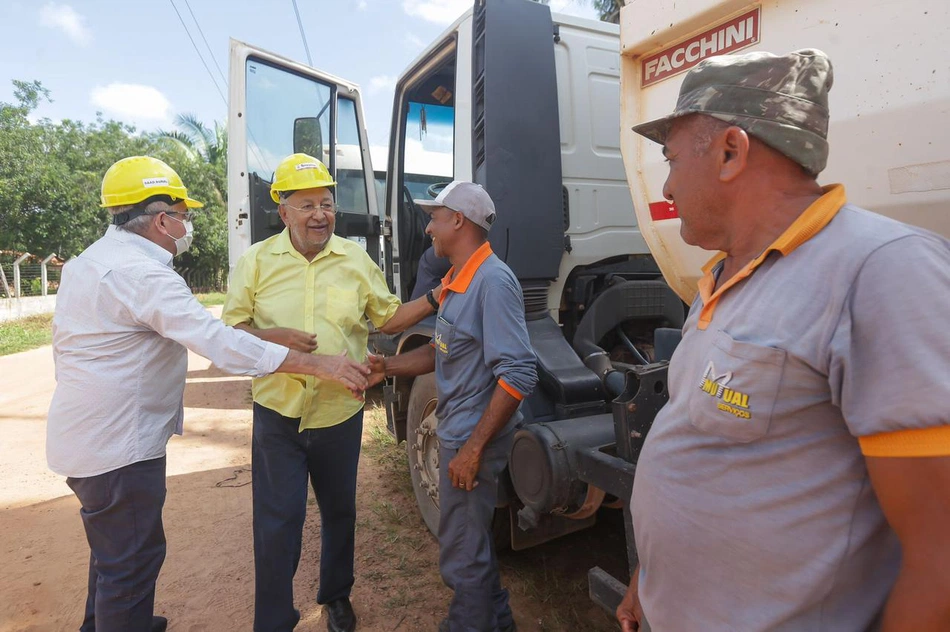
[47,226,289,478]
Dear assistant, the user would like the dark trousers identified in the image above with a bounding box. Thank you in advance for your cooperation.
[252,403,363,632]
[66,457,167,632]
[438,437,514,632]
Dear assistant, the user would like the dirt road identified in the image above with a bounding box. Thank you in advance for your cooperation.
[0,312,623,632]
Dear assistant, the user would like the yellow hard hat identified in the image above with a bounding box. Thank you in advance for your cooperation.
[100,156,203,209]
[270,153,336,203]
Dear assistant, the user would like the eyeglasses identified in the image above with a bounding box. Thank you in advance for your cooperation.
[167,211,196,222]
[283,202,337,215]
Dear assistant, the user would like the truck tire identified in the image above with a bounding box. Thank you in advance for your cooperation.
[405,373,512,549]
[407,372,442,535]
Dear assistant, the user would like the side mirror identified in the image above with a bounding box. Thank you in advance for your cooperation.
[293,117,323,158]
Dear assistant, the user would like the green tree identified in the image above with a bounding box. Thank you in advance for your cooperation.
[155,113,230,288]
[0,82,146,258]
[0,80,230,290]
[590,0,621,23]
[156,113,227,203]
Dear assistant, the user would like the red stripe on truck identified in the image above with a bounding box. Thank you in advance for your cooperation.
[649,201,679,221]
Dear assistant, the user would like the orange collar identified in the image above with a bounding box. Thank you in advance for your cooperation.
[696,184,846,330]
[439,242,493,303]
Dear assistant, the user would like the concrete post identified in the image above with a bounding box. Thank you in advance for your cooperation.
[13,253,29,299]
[41,254,57,297]
[0,264,9,299]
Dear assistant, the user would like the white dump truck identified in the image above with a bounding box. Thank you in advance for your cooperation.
[227,0,949,614]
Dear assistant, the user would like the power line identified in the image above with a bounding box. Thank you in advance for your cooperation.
[168,0,227,107]
[183,0,228,88]
[291,0,313,66]
[169,0,271,183]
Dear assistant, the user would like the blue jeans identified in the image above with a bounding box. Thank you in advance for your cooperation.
[251,404,363,632]
[67,456,167,632]
[438,437,514,632]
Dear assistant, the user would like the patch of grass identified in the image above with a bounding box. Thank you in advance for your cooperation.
[371,500,409,527]
[196,292,226,307]
[362,403,409,478]
[0,313,54,355]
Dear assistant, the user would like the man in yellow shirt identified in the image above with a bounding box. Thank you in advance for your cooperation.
[222,154,439,632]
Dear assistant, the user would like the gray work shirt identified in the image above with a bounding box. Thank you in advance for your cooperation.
[632,187,950,631]
[433,243,538,448]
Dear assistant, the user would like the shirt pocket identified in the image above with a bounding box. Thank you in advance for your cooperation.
[687,329,787,443]
[325,286,362,328]
[434,315,457,358]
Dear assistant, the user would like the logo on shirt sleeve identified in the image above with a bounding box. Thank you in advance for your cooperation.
[699,361,751,419]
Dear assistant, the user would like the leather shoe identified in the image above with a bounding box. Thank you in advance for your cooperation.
[325,598,356,632]
[151,617,168,632]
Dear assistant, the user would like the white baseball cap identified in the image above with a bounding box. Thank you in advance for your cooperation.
[415,181,496,232]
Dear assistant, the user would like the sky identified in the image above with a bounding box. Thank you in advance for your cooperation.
[1,0,600,169]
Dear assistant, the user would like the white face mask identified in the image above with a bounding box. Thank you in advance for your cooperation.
[166,215,194,256]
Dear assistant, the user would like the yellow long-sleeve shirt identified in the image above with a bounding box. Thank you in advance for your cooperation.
[222,230,400,430]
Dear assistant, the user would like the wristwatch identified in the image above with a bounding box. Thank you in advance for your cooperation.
[425,288,440,311]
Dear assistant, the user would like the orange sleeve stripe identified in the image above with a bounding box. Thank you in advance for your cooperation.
[498,378,524,401]
[859,425,950,457]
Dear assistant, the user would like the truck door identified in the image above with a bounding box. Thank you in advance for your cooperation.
[227,39,382,270]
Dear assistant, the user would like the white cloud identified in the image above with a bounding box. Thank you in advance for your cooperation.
[39,3,91,46]
[89,83,173,129]
[401,0,470,25]
[368,75,397,95]
[406,33,426,50]
[358,0,368,9]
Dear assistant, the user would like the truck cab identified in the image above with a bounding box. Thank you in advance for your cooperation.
[228,0,682,550]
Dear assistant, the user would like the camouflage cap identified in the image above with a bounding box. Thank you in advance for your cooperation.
[632,48,834,175]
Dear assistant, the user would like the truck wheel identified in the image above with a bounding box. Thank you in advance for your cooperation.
[406,373,513,549]
[407,372,442,535]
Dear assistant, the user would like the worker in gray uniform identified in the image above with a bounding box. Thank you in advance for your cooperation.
[617,49,950,632]
[368,181,538,632]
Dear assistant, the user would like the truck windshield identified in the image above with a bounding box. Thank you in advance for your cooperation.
[245,58,332,184]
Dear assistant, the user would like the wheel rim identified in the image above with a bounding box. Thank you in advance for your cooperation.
[410,397,440,509]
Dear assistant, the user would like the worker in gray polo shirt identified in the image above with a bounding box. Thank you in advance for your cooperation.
[616,50,950,631]
[368,181,537,632]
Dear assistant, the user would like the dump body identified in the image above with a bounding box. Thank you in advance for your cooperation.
[619,0,950,302]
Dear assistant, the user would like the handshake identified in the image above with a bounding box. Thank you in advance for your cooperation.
[264,328,394,400]
[280,345,389,401]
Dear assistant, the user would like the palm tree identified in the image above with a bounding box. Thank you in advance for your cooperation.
[155,113,227,207]
[590,0,622,24]
[156,113,227,168]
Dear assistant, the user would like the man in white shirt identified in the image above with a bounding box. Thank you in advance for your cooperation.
[46,156,370,632]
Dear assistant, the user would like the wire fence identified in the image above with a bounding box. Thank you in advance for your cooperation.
[1,256,226,299]
[0,261,64,298]
[176,267,228,294]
